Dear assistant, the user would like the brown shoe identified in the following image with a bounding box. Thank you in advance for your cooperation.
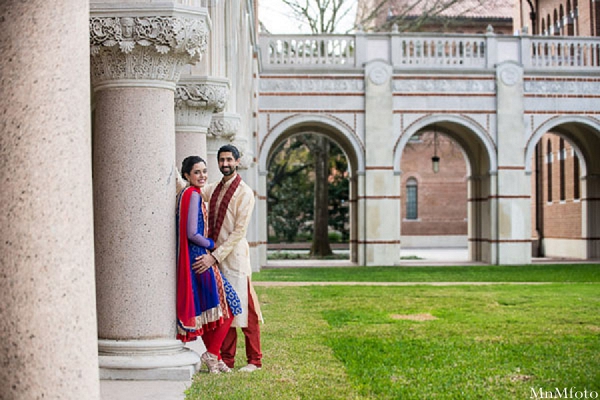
[201,352,220,374]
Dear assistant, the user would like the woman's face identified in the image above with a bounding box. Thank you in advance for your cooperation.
[184,161,208,188]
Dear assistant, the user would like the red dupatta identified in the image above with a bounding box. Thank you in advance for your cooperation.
[176,186,201,341]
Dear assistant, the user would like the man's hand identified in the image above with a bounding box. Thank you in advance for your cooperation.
[192,254,217,274]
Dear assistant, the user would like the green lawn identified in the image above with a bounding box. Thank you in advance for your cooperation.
[253,264,600,283]
[186,266,600,399]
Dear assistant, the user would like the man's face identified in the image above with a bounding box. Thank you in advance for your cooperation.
[218,151,240,177]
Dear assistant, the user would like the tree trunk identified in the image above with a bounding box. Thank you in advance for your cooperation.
[310,136,333,257]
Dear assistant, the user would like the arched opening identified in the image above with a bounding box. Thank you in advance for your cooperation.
[259,115,364,265]
[400,131,468,250]
[266,133,351,261]
[527,118,600,260]
[394,116,495,264]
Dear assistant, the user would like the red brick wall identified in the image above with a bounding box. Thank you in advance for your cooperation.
[400,132,468,236]
[518,0,597,36]
[530,133,582,242]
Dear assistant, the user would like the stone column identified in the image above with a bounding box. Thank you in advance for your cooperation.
[495,62,531,265]
[232,130,261,271]
[175,77,229,168]
[363,60,401,266]
[90,5,209,380]
[206,112,240,181]
[0,0,100,398]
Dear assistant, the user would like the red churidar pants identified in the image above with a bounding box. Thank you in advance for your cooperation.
[220,281,262,368]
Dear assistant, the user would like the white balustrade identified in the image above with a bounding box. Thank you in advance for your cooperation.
[395,35,486,68]
[262,34,355,67]
[529,37,600,68]
[260,33,600,72]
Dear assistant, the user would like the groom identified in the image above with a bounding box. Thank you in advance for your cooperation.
[193,144,263,372]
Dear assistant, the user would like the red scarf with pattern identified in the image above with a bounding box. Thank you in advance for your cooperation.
[209,174,242,242]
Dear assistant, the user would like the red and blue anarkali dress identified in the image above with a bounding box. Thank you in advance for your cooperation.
[176,186,242,342]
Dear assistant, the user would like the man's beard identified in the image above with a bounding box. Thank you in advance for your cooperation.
[220,166,234,176]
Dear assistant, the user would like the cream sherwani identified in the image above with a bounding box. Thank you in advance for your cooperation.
[201,176,261,328]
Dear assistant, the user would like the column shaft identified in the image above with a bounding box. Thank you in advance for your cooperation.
[495,62,531,264]
[0,0,99,398]
[363,61,401,266]
[94,87,176,339]
[90,7,209,380]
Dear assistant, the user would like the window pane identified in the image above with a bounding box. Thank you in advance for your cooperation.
[406,184,418,220]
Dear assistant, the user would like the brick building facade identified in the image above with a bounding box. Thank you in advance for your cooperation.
[531,134,584,256]
[516,0,600,36]
[356,0,597,257]
[400,132,468,247]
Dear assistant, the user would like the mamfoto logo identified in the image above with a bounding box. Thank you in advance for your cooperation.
[531,387,599,399]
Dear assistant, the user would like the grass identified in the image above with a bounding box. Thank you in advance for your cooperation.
[267,251,349,260]
[254,264,600,283]
[185,265,600,399]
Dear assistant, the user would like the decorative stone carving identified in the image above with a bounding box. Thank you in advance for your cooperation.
[232,135,253,170]
[175,81,228,112]
[259,78,364,92]
[368,66,389,86]
[524,79,600,94]
[175,78,230,128]
[497,63,522,87]
[365,60,392,88]
[90,16,208,60]
[394,78,495,93]
[208,112,241,140]
[90,15,209,86]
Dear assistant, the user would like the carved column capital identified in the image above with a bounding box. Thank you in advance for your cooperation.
[208,112,241,141]
[175,77,230,128]
[90,9,209,89]
[232,135,254,170]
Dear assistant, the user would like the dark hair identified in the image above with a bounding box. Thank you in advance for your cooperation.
[217,144,240,160]
[181,156,206,180]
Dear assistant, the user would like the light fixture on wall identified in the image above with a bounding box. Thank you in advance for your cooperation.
[431,129,440,174]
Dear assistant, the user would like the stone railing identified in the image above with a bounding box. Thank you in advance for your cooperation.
[390,35,487,68]
[260,34,356,68]
[259,32,600,72]
[524,36,600,68]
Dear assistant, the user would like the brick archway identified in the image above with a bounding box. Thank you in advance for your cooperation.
[525,116,600,259]
[393,115,497,263]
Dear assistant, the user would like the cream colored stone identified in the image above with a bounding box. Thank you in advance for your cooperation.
[175,76,230,168]
[93,87,177,339]
[0,0,100,398]
[90,3,210,380]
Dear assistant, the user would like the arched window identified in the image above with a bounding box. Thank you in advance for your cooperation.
[542,19,546,35]
[565,0,574,36]
[406,178,418,220]
[559,5,565,35]
[573,152,580,199]
[546,140,553,202]
[559,138,565,201]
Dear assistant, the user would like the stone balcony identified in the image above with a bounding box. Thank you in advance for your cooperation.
[259,31,600,73]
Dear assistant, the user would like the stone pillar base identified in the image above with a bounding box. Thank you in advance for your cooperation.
[365,242,401,266]
[99,339,201,381]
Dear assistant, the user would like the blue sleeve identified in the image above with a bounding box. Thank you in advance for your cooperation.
[186,191,215,250]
